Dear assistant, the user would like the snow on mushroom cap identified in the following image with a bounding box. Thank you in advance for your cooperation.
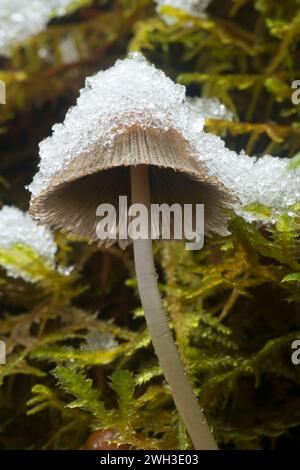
[0,0,90,57]
[187,97,234,122]
[185,96,300,219]
[195,131,300,220]
[0,206,57,268]
[28,52,203,197]
[29,52,300,223]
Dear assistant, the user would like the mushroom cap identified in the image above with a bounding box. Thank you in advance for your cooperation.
[30,125,234,245]
[29,53,235,245]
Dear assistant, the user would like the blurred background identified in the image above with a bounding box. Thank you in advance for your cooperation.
[0,0,300,450]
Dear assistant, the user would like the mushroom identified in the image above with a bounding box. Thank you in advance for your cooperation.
[29,53,234,449]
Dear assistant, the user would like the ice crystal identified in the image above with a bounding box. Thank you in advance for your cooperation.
[155,0,212,24]
[0,206,57,279]
[187,97,234,122]
[195,132,300,220]
[29,52,192,196]
[29,53,300,223]
[0,0,87,57]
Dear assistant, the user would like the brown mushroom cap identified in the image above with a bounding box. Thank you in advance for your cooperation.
[30,126,235,245]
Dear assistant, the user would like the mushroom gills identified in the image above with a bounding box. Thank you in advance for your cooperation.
[30,127,234,245]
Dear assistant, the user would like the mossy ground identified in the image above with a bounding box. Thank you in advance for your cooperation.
[0,0,300,450]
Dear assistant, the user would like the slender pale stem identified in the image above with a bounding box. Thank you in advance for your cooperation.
[130,165,218,450]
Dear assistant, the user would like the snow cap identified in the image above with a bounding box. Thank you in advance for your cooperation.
[29,53,300,242]
[29,53,233,242]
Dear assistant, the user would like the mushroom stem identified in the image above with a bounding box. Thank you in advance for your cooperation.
[130,165,218,451]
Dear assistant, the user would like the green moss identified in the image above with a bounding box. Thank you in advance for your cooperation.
[0,0,300,450]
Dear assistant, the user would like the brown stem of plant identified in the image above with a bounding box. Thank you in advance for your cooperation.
[130,165,218,450]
